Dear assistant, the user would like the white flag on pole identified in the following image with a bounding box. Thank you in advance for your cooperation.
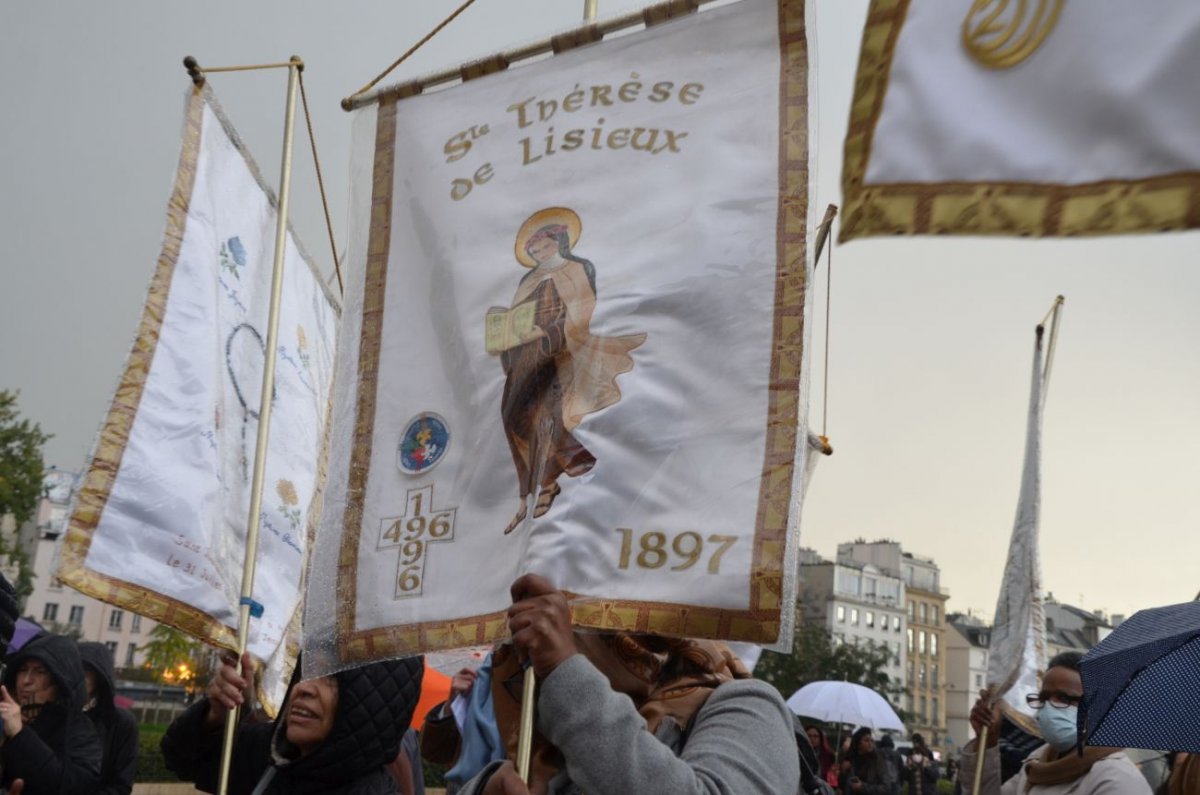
[985,325,1049,734]
[59,85,339,714]
[840,1,1200,239]
[304,0,811,674]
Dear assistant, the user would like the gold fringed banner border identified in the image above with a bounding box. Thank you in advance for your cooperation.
[333,0,809,664]
[840,0,1200,241]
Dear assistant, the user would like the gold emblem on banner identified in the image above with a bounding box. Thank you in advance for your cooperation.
[962,0,1065,69]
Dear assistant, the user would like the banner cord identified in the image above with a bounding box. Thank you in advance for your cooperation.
[346,0,481,105]
[821,214,835,439]
[298,71,344,298]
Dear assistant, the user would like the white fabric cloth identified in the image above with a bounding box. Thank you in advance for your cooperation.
[61,87,337,713]
[304,0,811,674]
[986,329,1048,727]
[866,1,1200,184]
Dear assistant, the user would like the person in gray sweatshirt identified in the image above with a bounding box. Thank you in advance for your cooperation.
[462,574,799,795]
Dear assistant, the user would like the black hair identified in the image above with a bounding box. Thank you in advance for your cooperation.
[1047,650,1084,672]
[521,226,597,294]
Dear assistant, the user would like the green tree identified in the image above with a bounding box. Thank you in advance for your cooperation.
[757,620,910,721]
[141,624,201,684]
[0,390,51,527]
[0,390,51,601]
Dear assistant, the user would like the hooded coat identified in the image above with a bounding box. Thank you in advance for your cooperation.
[2,634,103,795]
[161,656,423,795]
[77,642,139,795]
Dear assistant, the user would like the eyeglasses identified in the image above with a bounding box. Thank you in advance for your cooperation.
[1026,691,1083,710]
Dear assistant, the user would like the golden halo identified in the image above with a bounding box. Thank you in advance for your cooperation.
[514,207,582,268]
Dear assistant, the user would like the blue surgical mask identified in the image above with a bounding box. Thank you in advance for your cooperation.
[1036,705,1079,752]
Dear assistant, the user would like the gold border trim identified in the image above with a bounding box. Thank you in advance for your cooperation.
[335,0,808,663]
[56,87,238,648]
[57,85,339,670]
[840,0,1200,240]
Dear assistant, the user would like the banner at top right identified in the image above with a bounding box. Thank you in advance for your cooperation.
[840,0,1200,241]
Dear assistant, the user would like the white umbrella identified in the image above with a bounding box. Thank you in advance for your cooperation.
[786,680,905,732]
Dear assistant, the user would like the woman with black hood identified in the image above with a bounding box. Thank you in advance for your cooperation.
[77,642,139,795]
[0,633,102,794]
[839,727,895,795]
[162,652,423,794]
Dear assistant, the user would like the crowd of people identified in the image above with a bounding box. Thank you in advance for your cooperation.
[0,568,1194,794]
[0,575,140,795]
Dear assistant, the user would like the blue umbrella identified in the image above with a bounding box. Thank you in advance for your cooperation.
[1079,600,1200,753]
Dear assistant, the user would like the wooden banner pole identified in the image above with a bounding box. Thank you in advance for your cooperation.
[215,55,304,795]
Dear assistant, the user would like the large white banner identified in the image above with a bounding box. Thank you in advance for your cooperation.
[304,0,810,673]
[60,86,338,713]
[986,326,1048,735]
[840,0,1200,239]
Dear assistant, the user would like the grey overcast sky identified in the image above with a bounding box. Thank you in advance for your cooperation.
[2,1,1197,623]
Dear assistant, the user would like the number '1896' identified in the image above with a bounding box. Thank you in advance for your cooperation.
[614,528,737,574]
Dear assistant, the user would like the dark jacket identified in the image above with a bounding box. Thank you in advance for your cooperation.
[161,656,423,794]
[906,748,940,795]
[78,642,139,795]
[840,751,895,795]
[2,634,103,795]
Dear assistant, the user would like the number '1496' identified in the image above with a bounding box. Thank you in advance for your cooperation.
[614,528,737,574]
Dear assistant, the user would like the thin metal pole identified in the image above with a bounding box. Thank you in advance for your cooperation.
[216,55,303,795]
[1041,295,1065,394]
[584,0,599,21]
[344,0,721,110]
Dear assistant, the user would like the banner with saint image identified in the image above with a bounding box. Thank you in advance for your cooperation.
[304,0,811,673]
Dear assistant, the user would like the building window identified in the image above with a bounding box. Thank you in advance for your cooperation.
[908,601,915,621]
[131,614,142,633]
[920,696,928,721]
[931,605,940,625]
[104,641,118,661]
[919,663,927,686]
[907,628,914,653]
[920,603,928,624]
[907,661,914,684]
[43,603,59,622]
[931,634,939,657]
[932,663,940,688]
[69,606,84,626]
[850,608,859,626]
[932,697,940,721]
[865,611,875,628]
[896,618,902,634]
[834,633,844,646]
[975,673,983,687]
[108,610,123,630]
[880,615,889,631]
[919,630,927,655]
[125,644,137,667]
[836,605,846,623]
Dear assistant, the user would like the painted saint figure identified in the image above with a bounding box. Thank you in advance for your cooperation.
[489,208,646,535]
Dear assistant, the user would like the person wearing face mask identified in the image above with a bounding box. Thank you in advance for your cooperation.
[161,652,423,794]
[959,651,1151,794]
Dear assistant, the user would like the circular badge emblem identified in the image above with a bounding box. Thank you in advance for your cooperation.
[397,413,450,475]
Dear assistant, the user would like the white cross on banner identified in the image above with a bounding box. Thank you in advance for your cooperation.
[303,0,813,674]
